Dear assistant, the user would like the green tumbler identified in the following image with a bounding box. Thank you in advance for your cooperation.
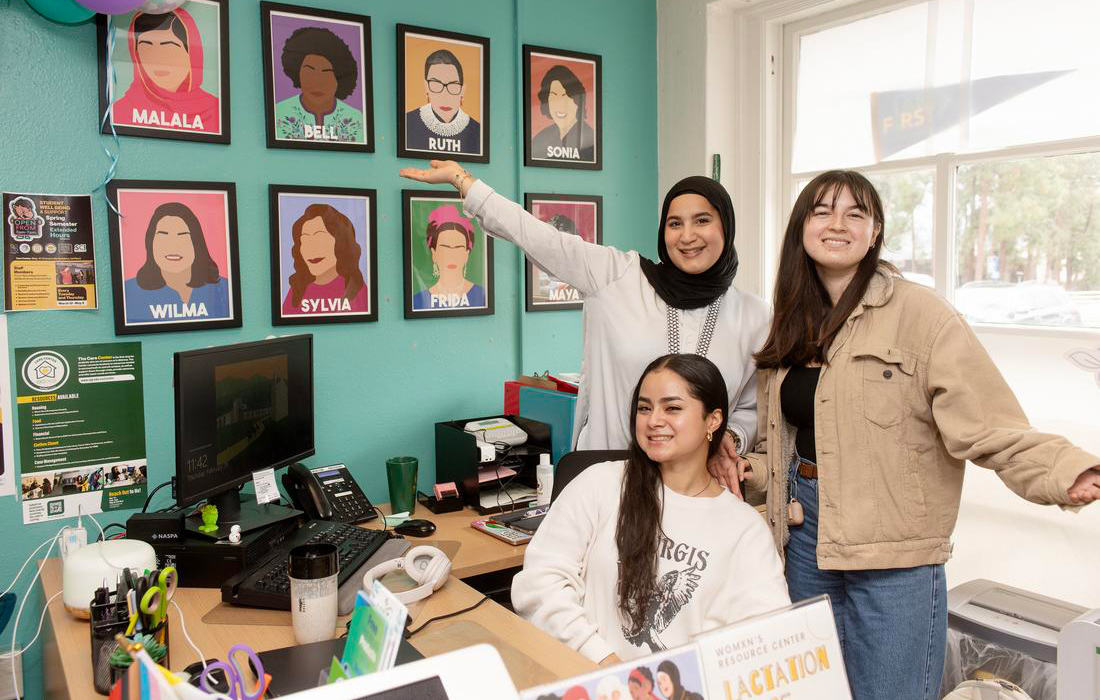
[386,456,418,515]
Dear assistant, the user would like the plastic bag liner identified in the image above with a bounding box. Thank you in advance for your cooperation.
[941,628,1057,700]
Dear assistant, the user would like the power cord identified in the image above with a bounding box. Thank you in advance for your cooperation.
[141,479,173,513]
[405,595,490,637]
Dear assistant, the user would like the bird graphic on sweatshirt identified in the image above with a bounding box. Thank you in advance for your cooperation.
[623,564,700,652]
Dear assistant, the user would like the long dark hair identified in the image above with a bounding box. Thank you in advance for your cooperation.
[136,202,220,290]
[616,354,728,637]
[288,204,366,306]
[755,170,892,369]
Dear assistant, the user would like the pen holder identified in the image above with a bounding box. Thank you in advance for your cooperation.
[90,593,128,695]
[105,618,171,692]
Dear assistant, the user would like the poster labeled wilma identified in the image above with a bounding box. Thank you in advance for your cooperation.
[16,343,147,525]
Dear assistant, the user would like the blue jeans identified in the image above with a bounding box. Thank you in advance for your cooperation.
[785,457,947,700]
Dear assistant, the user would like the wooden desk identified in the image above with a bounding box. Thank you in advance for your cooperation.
[41,558,594,700]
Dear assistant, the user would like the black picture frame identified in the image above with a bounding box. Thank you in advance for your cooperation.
[105,179,242,335]
[268,184,379,326]
[260,2,375,153]
[523,193,603,312]
[522,45,603,170]
[396,24,490,164]
[402,189,494,319]
[97,0,232,144]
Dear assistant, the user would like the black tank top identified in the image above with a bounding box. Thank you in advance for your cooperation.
[780,365,822,463]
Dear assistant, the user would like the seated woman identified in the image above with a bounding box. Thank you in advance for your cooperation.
[512,354,790,664]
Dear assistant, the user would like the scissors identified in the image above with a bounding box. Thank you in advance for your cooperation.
[138,567,177,629]
[198,644,267,700]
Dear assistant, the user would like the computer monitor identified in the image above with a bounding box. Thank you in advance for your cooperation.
[174,334,314,534]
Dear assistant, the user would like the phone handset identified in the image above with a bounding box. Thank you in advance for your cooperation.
[281,463,377,524]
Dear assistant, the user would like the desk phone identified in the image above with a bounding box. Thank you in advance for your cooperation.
[283,463,376,524]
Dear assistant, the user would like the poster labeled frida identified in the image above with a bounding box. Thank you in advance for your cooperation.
[106,179,242,335]
[524,193,602,312]
[402,190,494,319]
[270,185,378,325]
[396,24,489,163]
[3,192,98,311]
[261,2,374,152]
[16,343,147,524]
[523,45,602,170]
[97,0,231,144]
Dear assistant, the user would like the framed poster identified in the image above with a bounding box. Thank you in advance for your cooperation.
[261,2,374,152]
[269,185,378,325]
[396,24,489,163]
[523,45,602,170]
[402,190,493,319]
[97,0,231,144]
[523,193,602,312]
[105,180,242,335]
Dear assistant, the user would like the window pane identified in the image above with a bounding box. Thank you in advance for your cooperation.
[954,152,1100,328]
[793,0,1100,173]
[866,169,935,287]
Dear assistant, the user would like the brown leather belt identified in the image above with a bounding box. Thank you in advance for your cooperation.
[797,461,818,479]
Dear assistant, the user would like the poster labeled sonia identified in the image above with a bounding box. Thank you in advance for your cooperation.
[97,0,231,143]
[402,190,493,319]
[269,185,378,325]
[16,343,147,524]
[523,45,602,170]
[106,179,242,335]
[3,192,98,311]
[396,24,489,163]
[261,2,374,152]
[524,193,602,312]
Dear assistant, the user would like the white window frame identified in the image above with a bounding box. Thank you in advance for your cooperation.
[770,0,1100,337]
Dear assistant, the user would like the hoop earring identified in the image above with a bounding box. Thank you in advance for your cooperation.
[706,432,713,443]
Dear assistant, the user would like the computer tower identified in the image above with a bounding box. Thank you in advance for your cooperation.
[150,517,300,588]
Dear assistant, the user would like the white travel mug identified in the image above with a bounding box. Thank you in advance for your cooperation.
[287,543,339,644]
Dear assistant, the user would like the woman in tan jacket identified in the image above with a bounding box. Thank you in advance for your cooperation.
[719,170,1100,700]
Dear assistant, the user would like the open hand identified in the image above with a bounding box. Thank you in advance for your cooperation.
[707,432,751,498]
[1068,466,1100,505]
[399,159,467,187]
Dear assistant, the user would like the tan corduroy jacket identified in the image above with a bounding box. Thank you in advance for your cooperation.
[744,267,1098,571]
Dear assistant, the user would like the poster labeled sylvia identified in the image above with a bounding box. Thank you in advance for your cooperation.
[3,192,97,311]
[16,343,147,525]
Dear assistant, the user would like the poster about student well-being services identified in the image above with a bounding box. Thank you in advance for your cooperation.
[16,343,147,524]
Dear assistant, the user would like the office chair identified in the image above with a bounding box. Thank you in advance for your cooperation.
[550,450,630,504]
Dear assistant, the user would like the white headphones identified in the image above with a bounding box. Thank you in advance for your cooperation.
[362,545,451,604]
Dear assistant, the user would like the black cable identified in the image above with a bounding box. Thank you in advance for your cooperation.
[406,595,490,637]
[141,480,173,513]
[96,522,127,542]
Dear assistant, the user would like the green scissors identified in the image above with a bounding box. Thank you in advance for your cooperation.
[138,566,178,628]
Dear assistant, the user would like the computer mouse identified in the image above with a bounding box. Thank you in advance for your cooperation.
[394,518,436,537]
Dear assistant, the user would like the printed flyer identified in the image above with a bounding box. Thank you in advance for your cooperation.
[3,192,98,311]
[16,343,146,524]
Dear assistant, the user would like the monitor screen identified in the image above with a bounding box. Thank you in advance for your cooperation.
[174,334,314,507]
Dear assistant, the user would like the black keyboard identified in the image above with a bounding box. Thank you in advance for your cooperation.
[221,520,390,610]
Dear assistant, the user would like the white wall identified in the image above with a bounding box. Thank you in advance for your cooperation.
[658,0,1100,609]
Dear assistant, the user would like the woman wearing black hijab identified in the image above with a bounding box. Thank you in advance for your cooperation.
[401,161,770,490]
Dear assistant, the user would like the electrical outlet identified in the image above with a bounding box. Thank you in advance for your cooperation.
[0,650,23,700]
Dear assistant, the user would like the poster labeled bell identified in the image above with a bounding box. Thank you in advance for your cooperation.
[97,0,231,143]
[3,192,98,311]
[402,190,494,319]
[16,342,147,525]
[269,185,378,325]
[523,45,602,170]
[261,2,374,152]
[106,179,242,335]
[524,193,602,312]
[396,24,489,163]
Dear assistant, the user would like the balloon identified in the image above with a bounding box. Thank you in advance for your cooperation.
[73,0,144,13]
[24,0,95,23]
[137,0,187,12]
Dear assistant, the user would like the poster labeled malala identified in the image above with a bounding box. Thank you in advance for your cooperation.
[16,343,147,525]
[3,193,98,311]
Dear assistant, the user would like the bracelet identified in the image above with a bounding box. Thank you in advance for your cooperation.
[453,170,471,196]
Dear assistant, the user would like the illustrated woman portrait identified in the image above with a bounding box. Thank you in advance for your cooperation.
[532,65,594,162]
[113,8,220,133]
[282,203,368,315]
[412,205,485,310]
[124,202,229,323]
[405,49,481,154]
[275,26,363,143]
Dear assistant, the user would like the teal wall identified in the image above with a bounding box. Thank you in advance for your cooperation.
[0,0,656,693]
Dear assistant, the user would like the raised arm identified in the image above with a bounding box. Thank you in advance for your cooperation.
[401,160,634,296]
